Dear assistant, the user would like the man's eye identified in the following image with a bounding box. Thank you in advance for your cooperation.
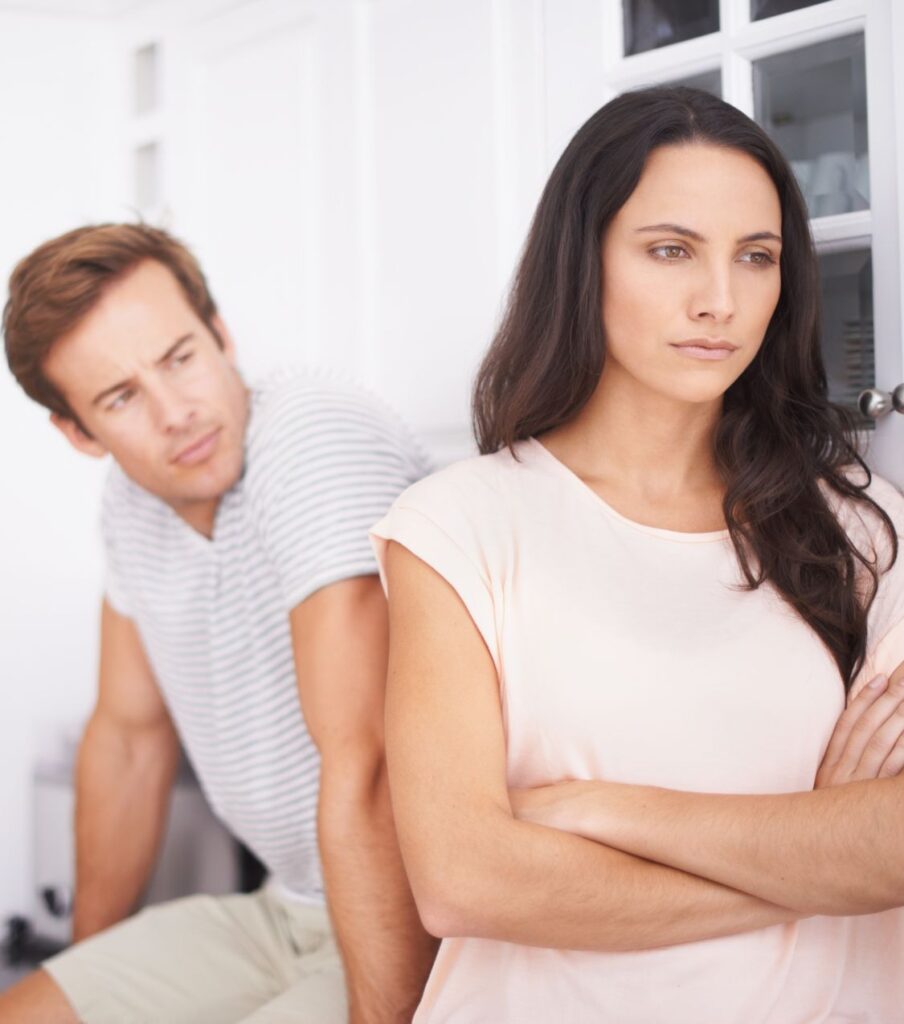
[172,351,194,367]
[108,390,133,411]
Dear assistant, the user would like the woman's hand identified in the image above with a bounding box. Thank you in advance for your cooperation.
[815,672,904,788]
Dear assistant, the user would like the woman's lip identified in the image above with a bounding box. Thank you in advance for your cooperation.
[669,344,736,361]
[173,429,221,465]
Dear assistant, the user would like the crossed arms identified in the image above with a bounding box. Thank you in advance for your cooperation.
[382,541,904,952]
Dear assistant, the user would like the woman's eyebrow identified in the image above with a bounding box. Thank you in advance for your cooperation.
[635,222,782,244]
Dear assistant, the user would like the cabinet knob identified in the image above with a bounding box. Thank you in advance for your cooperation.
[40,885,73,918]
[858,387,904,419]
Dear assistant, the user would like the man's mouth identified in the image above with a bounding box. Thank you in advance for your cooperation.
[172,428,221,466]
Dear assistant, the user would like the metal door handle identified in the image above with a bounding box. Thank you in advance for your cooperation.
[858,385,904,419]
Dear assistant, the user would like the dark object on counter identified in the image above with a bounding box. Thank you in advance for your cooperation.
[2,915,65,966]
[239,844,266,894]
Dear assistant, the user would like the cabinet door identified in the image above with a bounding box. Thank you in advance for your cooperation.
[143,0,549,462]
[150,0,370,382]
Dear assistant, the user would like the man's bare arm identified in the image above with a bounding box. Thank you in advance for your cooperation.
[72,600,180,940]
[290,576,437,1024]
[383,542,803,953]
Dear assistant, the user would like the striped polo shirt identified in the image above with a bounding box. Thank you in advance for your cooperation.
[101,367,432,901]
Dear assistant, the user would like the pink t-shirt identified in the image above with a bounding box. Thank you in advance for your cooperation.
[370,437,904,1024]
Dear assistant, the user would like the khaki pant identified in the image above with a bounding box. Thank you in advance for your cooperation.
[44,885,346,1023]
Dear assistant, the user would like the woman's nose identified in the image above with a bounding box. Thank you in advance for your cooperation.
[691,267,736,323]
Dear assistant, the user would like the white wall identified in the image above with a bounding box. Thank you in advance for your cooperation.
[0,8,126,923]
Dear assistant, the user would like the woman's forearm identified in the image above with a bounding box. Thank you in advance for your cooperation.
[531,777,904,916]
[419,809,802,950]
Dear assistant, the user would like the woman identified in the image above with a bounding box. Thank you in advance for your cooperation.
[370,86,904,1022]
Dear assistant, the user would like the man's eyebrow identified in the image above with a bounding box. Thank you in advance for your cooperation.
[634,223,783,245]
[158,333,194,363]
[91,333,195,407]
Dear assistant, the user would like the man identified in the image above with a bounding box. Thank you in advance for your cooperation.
[0,223,438,1023]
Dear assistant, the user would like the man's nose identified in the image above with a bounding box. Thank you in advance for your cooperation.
[148,383,195,433]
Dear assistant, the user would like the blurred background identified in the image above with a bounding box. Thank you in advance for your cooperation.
[2,0,904,974]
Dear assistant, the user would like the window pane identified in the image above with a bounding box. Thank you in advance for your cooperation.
[754,34,868,218]
[623,0,718,57]
[819,249,873,418]
[752,0,826,20]
[134,43,159,116]
[668,68,721,98]
[135,142,160,210]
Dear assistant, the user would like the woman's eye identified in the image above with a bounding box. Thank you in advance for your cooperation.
[651,244,688,260]
[650,245,777,266]
[743,251,776,266]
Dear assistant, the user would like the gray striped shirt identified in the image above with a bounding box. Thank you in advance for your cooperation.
[101,367,432,900]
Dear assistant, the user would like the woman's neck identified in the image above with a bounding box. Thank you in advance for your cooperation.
[541,362,725,505]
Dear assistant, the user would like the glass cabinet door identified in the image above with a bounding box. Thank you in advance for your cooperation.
[623,0,718,56]
[818,250,874,423]
[754,34,868,218]
[753,31,872,415]
[751,0,826,20]
[753,0,831,19]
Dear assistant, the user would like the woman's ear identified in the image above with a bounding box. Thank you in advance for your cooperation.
[50,412,108,458]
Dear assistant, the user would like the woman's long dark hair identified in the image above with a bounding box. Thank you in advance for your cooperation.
[472,85,896,691]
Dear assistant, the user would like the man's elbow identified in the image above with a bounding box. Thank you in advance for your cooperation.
[319,746,390,819]
[314,758,393,889]
[79,709,179,780]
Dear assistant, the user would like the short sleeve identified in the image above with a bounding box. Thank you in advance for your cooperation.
[847,473,904,693]
[369,461,501,673]
[100,466,134,617]
[248,380,433,611]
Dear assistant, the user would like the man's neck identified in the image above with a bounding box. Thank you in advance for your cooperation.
[173,496,221,539]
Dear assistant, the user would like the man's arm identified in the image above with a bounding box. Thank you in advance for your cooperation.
[383,542,804,953]
[510,666,904,918]
[72,600,180,940]
[290,576,437,1024]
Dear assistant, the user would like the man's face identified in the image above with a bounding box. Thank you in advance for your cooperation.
[44,259,249,534]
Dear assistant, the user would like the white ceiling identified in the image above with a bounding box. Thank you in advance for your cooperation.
[0,0,151,16]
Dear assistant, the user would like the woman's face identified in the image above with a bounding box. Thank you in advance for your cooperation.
[600,142,783,405]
